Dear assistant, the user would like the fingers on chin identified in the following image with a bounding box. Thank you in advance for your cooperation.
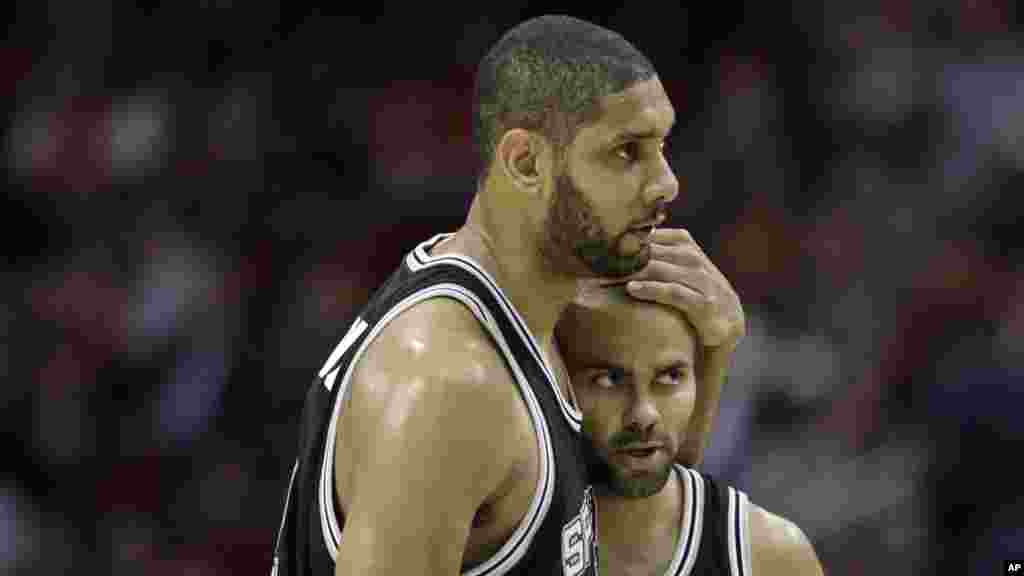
[652,228,695,245]
[650,244,703,266]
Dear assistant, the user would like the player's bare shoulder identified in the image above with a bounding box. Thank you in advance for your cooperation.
[336,296,533,508]
[355,296,529,421]
[352,296,512,402]
[748,503,825,576]
[345,297,525,466]
[328,297,537,572]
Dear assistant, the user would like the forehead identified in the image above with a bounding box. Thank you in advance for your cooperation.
[560,297,696,366]
[577,76,676,142]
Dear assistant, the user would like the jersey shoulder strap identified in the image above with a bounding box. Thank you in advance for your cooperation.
[705,470,753,576]
[664,464,705,576]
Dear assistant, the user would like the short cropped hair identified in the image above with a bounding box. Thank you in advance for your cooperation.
[556,283,704,378]
[472,15,656,186]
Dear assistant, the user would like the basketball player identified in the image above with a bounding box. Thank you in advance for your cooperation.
[557,286,824,575]
[271,15,744,575]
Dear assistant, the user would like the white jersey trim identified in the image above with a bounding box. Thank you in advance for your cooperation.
[407,232,583,433]
[318,317,368,382]
[727,486,752,576]
[741,490,751,576]
[673,465,705,576]
[316,283,556,576]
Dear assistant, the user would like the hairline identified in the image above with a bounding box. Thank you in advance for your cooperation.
[476,73,659,190]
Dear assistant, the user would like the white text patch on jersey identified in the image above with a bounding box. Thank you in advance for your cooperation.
[562,485,597,576]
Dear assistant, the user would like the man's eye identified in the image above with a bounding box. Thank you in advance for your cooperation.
[593,369,625,389]
[658,367,687,386]
[615,142,639,162]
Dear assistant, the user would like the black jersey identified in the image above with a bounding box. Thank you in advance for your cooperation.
[271,233,599,576]
[650,464,752,576]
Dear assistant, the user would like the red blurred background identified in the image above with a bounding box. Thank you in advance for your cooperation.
[4,3,1023,574]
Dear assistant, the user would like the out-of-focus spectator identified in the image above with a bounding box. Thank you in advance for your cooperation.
[6,5,1023,574]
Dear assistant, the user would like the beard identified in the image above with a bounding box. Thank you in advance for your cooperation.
[581,426,674,499]
[540,169,652,278]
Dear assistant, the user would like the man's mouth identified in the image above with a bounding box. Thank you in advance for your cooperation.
[617,444,662,459]
[628,225,655,236]
[630,214,667,232]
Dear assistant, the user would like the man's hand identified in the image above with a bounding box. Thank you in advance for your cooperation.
[623,228,745,351]
[623,228,746,467]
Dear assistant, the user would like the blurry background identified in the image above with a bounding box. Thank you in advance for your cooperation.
[3,2,1022,574]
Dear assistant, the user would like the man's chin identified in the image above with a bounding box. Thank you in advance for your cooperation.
[584,443,671,499]
[584,253,650,279]
[608,464,672,498]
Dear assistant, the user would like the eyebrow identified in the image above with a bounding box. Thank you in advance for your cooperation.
[583,362,630,374]
[659,360,692,373]
[609,119,676,145]
[583,359,693,374]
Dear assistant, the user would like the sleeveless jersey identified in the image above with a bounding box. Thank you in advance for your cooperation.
[270,233,600,576]
[649,464,753,576]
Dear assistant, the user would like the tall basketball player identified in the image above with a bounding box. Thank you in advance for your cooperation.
[557,286,823,576]
[271,15,745,576]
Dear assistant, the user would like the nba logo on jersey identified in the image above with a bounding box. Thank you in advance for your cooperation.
[562,485,597,576]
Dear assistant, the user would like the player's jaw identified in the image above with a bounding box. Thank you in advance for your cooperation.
[614,209,667,259]
[584,426,675,499]
[546,169,664,279]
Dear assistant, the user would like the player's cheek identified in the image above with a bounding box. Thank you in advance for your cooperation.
[582,409,616,451]
[674,389,698,440]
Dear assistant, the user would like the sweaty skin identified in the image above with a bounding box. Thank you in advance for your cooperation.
[332,77,681,576]
[558,290,824,576]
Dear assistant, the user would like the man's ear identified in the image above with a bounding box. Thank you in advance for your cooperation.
[497,128,546,196]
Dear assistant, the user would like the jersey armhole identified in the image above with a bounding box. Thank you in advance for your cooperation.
[317,285,556,575]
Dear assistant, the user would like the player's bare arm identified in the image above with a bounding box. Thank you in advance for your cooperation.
[333,298,528,575]
[622,227,746,466]
[749,504,825,576]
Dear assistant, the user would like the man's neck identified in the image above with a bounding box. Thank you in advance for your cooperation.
[435,193,582,351]
[596,469,682,572]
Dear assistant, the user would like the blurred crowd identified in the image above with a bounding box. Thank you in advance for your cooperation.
[3,3,1022,575]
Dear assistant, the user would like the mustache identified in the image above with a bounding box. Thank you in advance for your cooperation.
[608,428,661,450]
[646,201,669,223]
[629,204,669,231]
[649,205,668,224]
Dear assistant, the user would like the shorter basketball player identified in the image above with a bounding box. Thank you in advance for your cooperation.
[557,286,824,575]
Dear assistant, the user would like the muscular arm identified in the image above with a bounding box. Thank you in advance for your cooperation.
[334,300,518,575]
[749,504,825,576]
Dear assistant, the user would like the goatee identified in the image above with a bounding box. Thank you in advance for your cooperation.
[541,170,651,278]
